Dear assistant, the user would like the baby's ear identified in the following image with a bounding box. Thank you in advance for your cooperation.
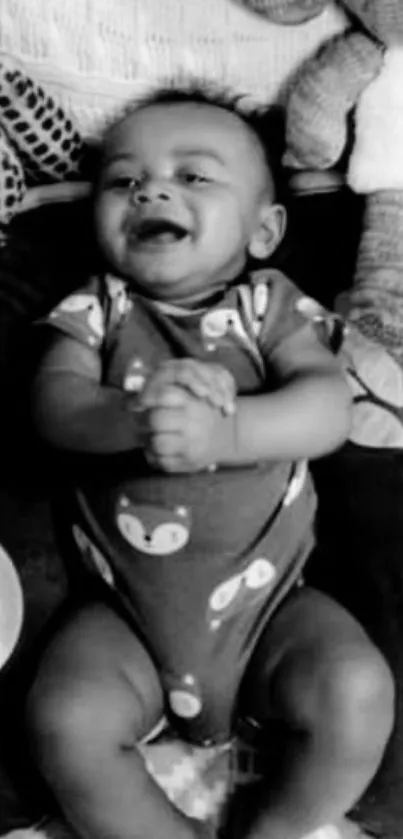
[248,203,286,260]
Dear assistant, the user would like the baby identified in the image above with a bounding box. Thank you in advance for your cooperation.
[28,87,394,839]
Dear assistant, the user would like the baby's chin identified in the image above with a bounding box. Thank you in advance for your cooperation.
[118,264,196,301]
[108,247,246,304]
[112,249,188,288]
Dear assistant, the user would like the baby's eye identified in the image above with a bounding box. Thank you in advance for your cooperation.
[105,175,141,192]
[180,171,211,186]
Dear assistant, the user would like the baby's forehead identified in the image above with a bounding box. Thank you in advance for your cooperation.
[103,102,268,171]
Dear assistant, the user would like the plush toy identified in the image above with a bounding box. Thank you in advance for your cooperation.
[242,0,403,448]
[286,0,403,448]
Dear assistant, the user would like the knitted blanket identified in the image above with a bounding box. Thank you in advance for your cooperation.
[0,0,346,137]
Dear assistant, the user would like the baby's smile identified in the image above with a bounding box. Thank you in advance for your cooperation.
[127,218,190,251]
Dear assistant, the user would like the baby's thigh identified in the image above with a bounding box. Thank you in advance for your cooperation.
[239,587,393,736]
[27,601,164,756]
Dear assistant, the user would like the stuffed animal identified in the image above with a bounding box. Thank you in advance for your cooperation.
[241,0,403,448]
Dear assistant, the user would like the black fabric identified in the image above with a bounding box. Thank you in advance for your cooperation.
[0,201,99,830]
[310,448,403,839]
[0,200,98,482]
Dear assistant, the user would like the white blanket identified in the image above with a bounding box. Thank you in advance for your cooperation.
[0,0,346,138]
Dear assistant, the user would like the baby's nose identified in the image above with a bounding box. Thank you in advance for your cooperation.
[130,180,171,205]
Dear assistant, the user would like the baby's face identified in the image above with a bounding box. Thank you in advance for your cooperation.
[95,102,276,306]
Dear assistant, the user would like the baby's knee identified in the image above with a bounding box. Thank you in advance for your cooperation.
[277,643,395,753]
[28,680,99,761]
[27,669,145,763]
[328,647,395,750]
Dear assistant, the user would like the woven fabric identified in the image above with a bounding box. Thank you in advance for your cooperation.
[0,0,346,138]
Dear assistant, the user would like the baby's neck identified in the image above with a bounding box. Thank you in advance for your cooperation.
[145,278,243,312]
[174,287,230,311]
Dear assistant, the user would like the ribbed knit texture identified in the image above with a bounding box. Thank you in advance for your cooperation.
[339,191,403,367]
[284,31,383,169]
[0,0,346,138]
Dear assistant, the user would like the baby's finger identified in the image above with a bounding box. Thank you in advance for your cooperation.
[146,384,189,410]
[159,360,213,400]
[140,369,173,406]
[148,405,184,435]
[213,368,236,415]
[141,362,209,405]
[169,361,235,413]
[197,366,236,415]
[144,430,180,471]
[150,430,182,457]
[144,448,181,473]
[145,450,189,474]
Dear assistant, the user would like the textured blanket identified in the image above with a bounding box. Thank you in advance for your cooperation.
[0,0,346,137]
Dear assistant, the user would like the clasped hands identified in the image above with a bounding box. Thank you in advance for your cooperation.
[126,359,237,473]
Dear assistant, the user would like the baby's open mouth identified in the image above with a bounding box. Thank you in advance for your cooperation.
[132,219,189,244]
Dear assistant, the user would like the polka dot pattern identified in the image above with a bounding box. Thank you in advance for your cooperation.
[0,125,24,222]
[0,61,86,223]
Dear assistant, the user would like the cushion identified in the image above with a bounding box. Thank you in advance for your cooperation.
[0,126,24,224]
[0,63,83,183]
[0,60,86,222]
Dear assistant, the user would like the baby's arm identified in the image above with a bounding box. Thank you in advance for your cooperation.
[33,335,147,453]
[143,326,351,473]
[225,324,351,464]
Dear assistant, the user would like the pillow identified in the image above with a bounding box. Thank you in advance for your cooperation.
[0,59,86,223]
[0,124,24,224]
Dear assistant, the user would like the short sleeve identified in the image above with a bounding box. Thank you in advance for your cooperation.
[40,274,131,351]
[248,269,344,362]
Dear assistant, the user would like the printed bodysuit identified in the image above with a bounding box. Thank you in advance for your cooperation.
[43,268,321,744]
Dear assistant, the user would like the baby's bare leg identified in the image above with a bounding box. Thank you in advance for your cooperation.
[26,601,209,839]
[237,587,394,839]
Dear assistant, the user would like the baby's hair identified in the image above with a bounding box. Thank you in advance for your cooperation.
[101,80,287,200]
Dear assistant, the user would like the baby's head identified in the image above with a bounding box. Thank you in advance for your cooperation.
[95,85,286,306]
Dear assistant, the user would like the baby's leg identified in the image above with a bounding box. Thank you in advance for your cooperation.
[237,587,395,839]
[26,601,208,839]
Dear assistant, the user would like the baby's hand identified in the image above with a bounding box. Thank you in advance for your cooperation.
[142,383,235,473]
[139,359,236,416]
